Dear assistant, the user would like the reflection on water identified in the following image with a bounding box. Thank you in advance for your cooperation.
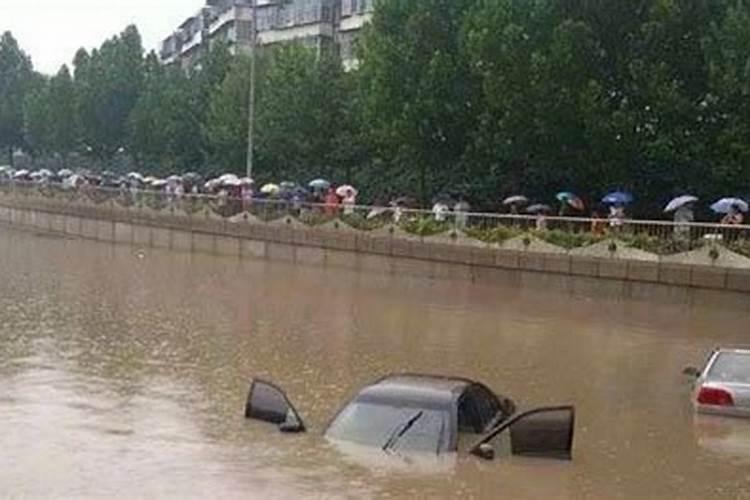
[0,227,749,498]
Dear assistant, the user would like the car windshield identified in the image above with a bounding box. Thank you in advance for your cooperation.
[326,402,449,453]
[708,352,750,384]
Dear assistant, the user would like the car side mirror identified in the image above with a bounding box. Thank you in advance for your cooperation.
[475,443,495,461]
[682,366,700,378]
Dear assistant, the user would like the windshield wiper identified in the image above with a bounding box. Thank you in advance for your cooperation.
[382,411,424,452]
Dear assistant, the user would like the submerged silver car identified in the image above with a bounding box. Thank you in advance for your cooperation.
[244,374,576,461]
[685,348,750,418]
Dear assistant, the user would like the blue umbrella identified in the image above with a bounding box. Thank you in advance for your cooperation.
[602,191,634,205]
[711,198,749,214]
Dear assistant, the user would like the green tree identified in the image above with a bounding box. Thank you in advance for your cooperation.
[0,31,35,165]
[203,54,255,175]
[74,25,144,161]
[702,0,750,197]
[129,53,203,173]
[23,77,51,157]
[357,0,481,203]
[254,45,352,182]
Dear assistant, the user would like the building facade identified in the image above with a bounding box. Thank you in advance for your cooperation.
[159,0,374,70]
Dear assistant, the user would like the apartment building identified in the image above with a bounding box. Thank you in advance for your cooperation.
[159,0,374,70]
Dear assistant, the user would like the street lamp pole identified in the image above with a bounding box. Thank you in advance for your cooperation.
[246,0,258,180]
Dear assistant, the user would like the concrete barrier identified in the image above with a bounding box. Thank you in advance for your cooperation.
[0,198,748,311]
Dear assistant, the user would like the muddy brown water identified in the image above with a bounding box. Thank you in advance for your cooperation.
[1,227,750,499]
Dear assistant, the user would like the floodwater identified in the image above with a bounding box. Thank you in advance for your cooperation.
[1,226,749,499]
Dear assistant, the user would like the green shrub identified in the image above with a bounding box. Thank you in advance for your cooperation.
[400,216,450,236]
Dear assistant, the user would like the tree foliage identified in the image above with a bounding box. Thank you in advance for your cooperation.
[1,1,750,214]
[0,31,35,164]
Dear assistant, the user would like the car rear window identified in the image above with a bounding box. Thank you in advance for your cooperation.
[708,352,750,384]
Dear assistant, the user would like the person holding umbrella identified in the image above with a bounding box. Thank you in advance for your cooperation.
[722,204,745,226]
[665,195,698,241]
[712,198,748,224]
[502,195,528,215]
[556,192,585,216]
[602,191,633,230]
[337,185,358,215]
[324,186,340,216]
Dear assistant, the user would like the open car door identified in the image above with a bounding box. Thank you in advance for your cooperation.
[470,406,575,460]
[244,379,306,433]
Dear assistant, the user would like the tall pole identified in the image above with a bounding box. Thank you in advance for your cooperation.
[246,0,257,179]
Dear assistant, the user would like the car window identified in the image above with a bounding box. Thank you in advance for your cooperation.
[458,386,502,434]
[326,402,450,453]
[708,352,750,384]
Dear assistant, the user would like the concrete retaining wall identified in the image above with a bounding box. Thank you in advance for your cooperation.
[0,201,748,309]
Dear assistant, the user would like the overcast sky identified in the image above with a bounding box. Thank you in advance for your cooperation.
[1,0,205,74]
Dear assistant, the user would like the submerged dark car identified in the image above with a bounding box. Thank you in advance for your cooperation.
[245,374,575,461]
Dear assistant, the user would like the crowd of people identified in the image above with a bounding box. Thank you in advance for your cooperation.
[1,167,747,231]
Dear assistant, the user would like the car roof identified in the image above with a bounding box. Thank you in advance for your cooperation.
[354,374,479,410]
[715,347,750,354]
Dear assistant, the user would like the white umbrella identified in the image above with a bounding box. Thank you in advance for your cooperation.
[503,195,529,206]
[239,177,254,185]
[336,185,358,198]
[57,168,73,178]
[260,183,280,195]
[711,198,749,214]
[664,195,698,213]
[127,172,144,181]
[222,178,243,187]
[218,173,240,183]
[151,179,168,188]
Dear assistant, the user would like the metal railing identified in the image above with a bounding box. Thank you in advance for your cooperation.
[1,181,749,258]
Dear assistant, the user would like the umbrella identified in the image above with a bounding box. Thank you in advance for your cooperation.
[527,204,552,214]
[127,172,144,181]
[221,177,243,187]
[602,191,634,206]
[218,173,240,185]
[57,169,73,178]
[239,177,254,185]
[260,183,280,195]
[12,169,30,179]
[309,179,330,190]
[711,198,749,214]
[665,195,698,213]
[336,185,358,198]
[63,174,84,188]
[167,175,182,182]
[37,169,54,177]
[502,195,529,206]
[556,192,585,211]
[151,179,168,188]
